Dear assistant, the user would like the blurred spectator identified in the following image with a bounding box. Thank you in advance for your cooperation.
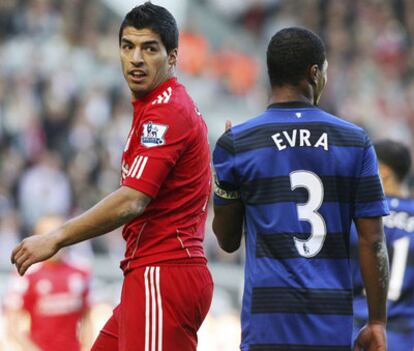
[3,215,93,351]
[17,151,71,229]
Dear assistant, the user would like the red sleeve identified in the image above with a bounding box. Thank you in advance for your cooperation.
[122,103,191,198]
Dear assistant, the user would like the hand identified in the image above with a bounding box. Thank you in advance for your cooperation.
[225,120,232,132]
[353,322,387,351]
[11,233,60,276]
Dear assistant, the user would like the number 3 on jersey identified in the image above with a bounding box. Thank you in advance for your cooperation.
[290,171,327,258]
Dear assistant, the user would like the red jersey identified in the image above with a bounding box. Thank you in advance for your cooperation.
[5,261,90,351]
[120,77,211,272]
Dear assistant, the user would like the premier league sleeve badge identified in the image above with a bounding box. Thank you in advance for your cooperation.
[141,121,168,147]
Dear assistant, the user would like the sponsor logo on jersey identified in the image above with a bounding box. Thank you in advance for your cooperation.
[141,122,168,147]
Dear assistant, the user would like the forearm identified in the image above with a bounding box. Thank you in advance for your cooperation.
[213,202,244,252]
[53,187,149,249]
[358,235,389,324]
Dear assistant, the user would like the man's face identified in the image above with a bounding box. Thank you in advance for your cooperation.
[314,59,328,105]
[120,26,177,100]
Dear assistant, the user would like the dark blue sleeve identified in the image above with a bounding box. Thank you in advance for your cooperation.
[212,130,241,205]
[353,134,389,218]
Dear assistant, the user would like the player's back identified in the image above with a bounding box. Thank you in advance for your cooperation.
[352,196,414,349]
[216,101,388,350]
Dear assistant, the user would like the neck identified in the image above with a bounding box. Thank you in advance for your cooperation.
[269,85,315,105]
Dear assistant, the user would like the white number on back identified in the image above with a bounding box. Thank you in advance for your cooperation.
[388,236,410,301]
[290,171,327,258]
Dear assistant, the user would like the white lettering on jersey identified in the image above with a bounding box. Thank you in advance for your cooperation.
[37,292,83,315]
[152,87,172,105]
[314,133,328,150]
[141,122,168,148]
[271,129,329,151]
[127,156,148,180]
[384,210,414,232]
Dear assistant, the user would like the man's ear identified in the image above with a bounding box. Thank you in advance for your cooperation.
[168,48,178,67]
[309,64,319,86]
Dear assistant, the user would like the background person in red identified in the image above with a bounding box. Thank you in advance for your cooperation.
[11,2,213,351]
[4,215,92,351]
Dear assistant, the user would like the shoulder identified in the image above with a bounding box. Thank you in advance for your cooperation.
[145,81,194,124]
[307,109,371,149]
[317,110,363,129]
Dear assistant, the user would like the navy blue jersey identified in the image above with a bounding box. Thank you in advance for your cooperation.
[213,102,389,351]
[352,196,414,349]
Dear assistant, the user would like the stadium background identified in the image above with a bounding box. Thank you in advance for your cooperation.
[0,0,413,349]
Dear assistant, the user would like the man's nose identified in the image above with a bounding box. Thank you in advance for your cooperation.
[131,49,144,65]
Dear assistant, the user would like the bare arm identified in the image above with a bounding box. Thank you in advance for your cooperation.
[353,216,389,351]
[11,186,151,275]
[355,216,389,324]
[212,201,244,253]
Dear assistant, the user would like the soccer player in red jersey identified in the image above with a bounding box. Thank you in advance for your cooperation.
[5,215,92,351]
[11,3,213,351]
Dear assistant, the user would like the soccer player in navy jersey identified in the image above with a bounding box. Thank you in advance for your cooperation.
[213,27,389,351]
[11,3,213,351]
[352,140,414,350]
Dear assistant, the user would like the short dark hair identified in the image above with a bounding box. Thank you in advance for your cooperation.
[374,139,412,182]
[267,27,326,87]
[119,2,178,53]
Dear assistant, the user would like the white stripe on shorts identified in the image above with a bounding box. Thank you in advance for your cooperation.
[144,267,163,351]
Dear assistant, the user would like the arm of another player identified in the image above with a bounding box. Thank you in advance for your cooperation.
[353,217,389,351]
[11,186,151,275]
[213,200,244,252]
[212,120,244,252]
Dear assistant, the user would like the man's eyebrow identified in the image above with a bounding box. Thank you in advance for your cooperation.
[141,40,160,46]
[121,38,134,45]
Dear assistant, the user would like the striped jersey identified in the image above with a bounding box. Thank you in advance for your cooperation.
[213,101,389,351]
[352,196,414,347]
[120,77,211,272]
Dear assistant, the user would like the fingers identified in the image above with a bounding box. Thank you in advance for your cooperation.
[18,257,34,276]
[10,243,23,264]
[225,120,232,132]
[11,241,34,276]
[14,251,32,276]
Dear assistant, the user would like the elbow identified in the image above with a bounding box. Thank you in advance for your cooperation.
[130,199,147,217]
[219,241,240,253]
[214,230,241,253]
[120,200,147,221]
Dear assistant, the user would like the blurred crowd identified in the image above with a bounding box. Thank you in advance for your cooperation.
[1,1,414,350]
[209,0,414,165]
[1,0,414,269]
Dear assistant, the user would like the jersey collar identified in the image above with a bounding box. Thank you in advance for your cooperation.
[267,101,316,109]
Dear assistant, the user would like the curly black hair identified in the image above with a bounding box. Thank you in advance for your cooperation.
[267,27,326,87]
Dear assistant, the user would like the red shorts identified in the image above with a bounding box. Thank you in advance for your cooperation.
[91,261,213,351]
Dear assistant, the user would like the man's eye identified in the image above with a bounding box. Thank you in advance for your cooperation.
[145,47,156,52]
[123,44,132,50]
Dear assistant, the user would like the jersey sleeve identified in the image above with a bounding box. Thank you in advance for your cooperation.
[213,130,241,205]
[122,104,191,198]
[353,134,389,218]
